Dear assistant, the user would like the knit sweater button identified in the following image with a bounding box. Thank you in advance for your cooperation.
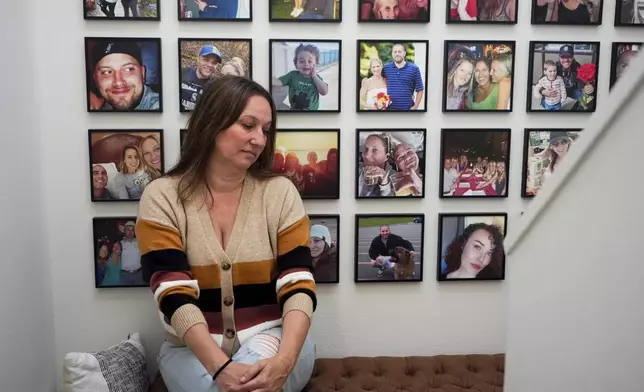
[223,296,234,306]
[225,329,235,338]
[221,262,231,270]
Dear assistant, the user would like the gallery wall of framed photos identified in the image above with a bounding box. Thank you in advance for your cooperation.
[78,0,644,356]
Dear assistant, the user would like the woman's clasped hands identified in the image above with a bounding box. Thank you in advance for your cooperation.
[217,355,293,392]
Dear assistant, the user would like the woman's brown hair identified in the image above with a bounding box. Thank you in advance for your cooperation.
[165,75,278,206]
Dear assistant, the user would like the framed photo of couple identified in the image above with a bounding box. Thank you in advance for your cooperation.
[445,0,517,24]
[356,40,429,112]
[442,40,516,112]
[358,0,430,23]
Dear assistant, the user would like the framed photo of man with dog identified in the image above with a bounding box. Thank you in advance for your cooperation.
[437,213,507,281]
[309,215,340,283]
[354,214,424,283]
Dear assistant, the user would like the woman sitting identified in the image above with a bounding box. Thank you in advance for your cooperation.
[136,75,317,392]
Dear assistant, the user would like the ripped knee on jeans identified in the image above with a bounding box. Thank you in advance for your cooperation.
[246,332,281,359]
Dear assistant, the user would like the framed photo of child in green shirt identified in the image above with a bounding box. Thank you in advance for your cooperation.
[269,39,342,113]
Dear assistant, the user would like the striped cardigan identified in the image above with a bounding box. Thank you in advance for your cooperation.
[135,175,316,357]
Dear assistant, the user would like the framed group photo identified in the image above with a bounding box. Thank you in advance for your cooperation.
[532,0,603,25]
[610,42,641,89]
[437,213,507,281]
[83,0,160,20]
[309,215,340,283]
[615,0,644,26]
[88,129,164,202]
[270,0,342,21]
[442,40,516,112]
[446,0,517,23]
[354,214,424,283]
[269,39,342,112]
[273,129,340,199]
[527,41,600,113]
[178,0,251,20]
[93,217,146,288]
[84,37,163,112]
[440,128,511,198]
[356,40,428,112]
[358,0,430,22]
[355,129,426,198]
[178,38,253,112]
[521,128,582,197]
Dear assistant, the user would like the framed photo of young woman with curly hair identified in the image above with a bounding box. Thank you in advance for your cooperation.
[437,213,507,281]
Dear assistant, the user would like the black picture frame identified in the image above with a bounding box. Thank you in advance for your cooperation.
[521,128,583,198]
[609,42,642,89]
[526,41,601,113]
[442,40,516,113]
[274,129,340,199]
[269,0,342,22]
[445,0,518,24]
[93,216,148,288]
[308,214,341,284]
[88,129,165,202]
[356,39,429,113]
[439,128,511,199]
[531,0,603,25]
[178,38,253,113]
[436,212,507,282]
[269,39,342,113]
[355,128,427,199]
[177,0,252,21]
[180,128,187,148]
[358,0,430,23]
[614,0,644,26]
[84,37,163,113]
[83,0,161,20]
[354,213,425,283]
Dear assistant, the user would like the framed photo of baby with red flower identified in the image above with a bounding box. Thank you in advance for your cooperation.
[356,40,429,112]
[526,41,601,113]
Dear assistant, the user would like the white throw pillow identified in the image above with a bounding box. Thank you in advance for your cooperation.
[62,333,149,392]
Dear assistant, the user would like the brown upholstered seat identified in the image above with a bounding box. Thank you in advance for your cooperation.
[150,354,505,392]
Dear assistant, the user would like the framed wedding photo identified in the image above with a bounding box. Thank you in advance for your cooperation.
[84,0,160,20]
[269,39,342,113]
[526,41,600,113]
[178,38,253,112]
[442,40,516,112]
[93,217,147,288]
[355,129,426,198]
[446,0,517,24]
[309,214,340,283]
[88,129,164,202]
[437,213,507,281]
[270,0,342,22]
[615,0,644,26]
[178,0,251,21]
[354,214,424,283]
[440,128,511,198]
[532,0,603,25]
[610,42,641,89]
[84,37,163,113]
[273,129,340,199]
[356,40,428,112]
[358,0,430,23]
[521,128,582,197]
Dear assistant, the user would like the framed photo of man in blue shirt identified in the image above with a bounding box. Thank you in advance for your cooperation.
[356,40,428,112]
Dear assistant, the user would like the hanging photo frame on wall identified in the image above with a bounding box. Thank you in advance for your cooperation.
[445,0,517,24]
[178,0,252,21]
[442,40,516,112]
[437,213,507,281]
[269,0,342,22]
[356,39,429,112]
[531,0,603,25]
[178,38,253,112]
[83,0,160,20]
[614,0,644,26]
[358,0,430,23]
[610,42,642,89]
[308,214,340,283]
[354,214,425,283]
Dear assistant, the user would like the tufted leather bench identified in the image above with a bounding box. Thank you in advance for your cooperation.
[150,354,505,392]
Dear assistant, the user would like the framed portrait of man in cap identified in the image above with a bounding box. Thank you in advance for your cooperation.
[83,0,160,20]
[610,42,641,89]
[178,0,251,20]
[85,37,163,113]
[526,41,600,113]
[178,38,253,112]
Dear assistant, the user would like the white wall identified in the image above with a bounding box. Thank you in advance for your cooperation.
[0,2,56,392]
[36,0,642,390]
